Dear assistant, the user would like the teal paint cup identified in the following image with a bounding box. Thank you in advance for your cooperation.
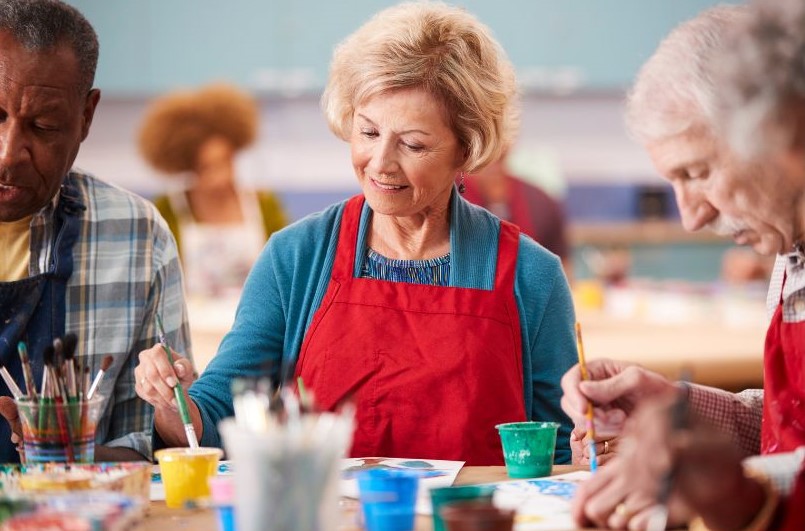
[430,484,497,531]
[495,421,560,478]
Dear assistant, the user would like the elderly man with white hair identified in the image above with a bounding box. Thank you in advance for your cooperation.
[562,1,805,529]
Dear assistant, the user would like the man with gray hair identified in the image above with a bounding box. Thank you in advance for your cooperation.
[562,2,805,529]
[0,0,189,462]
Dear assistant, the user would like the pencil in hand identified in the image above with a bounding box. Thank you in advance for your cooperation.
[575,321,598,472]
[156,314,199,449]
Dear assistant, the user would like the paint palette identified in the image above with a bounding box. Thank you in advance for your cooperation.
[0,491,143,530]
[0,462,151,503]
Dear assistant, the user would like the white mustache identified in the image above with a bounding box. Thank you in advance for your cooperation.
[706,216,748,237]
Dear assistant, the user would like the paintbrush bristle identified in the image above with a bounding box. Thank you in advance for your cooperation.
[62,333,78,360]
[43,345,56,366]
[100,355,113,372]
[17,342,28,361]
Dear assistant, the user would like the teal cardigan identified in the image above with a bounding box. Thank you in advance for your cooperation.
[178,190,578,463]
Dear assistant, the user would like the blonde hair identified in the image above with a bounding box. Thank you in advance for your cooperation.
[625,4,750,144]
[138,83,258,174]
[321,1,519,173]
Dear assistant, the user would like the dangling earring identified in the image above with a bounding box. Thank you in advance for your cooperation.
[457,172,466,194]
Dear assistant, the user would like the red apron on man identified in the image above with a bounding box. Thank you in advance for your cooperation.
[762,269,805,454]
[295,196,527,465]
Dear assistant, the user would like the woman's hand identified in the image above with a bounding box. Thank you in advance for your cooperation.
[136,344,202,447]
[135,344,195,412]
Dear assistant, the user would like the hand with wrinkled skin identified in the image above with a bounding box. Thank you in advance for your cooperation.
[135,344,203,447]
[572,397,767,531]
[561,358,679,447]
[570,427,620,466]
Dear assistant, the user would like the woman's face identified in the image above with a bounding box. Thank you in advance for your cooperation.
[194,136,235,190]
[350,88,464,219]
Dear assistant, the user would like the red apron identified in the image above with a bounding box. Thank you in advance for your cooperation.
[295,196,527,465]
[761,273,805,454]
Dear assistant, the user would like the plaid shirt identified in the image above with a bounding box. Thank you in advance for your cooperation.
[29,170,191,459]
[688,253,805,494]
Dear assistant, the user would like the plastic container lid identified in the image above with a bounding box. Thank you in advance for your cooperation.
[208,476,234,504]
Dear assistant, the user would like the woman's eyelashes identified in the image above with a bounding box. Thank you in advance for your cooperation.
[359,127,426,153]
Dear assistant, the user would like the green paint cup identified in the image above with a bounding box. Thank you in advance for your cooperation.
[495,421,560,478]
[430,484,497,531]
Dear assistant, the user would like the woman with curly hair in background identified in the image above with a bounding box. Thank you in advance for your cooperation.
[139,83,287,298]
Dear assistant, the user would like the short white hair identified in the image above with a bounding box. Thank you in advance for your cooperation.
[625,4,750,145]
[716,0,805,157]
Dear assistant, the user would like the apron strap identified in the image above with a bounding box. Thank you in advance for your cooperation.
[331,195,367,281]
[494,220,520,292]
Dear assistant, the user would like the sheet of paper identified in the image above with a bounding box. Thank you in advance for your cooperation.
[490,470,591,530]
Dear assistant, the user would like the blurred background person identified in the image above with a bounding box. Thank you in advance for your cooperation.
[720,247,774,286]
[138,83,287,299]
[462,150,571,275]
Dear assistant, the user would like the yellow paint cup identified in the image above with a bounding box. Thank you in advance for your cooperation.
[155,447,223,509]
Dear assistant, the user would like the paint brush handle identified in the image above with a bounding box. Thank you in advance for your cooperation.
[575,322,599,472]
[585,409,598,472]
[86,370,105,400]
[184,422,199,450]
[17,343,37,402]
[52,395,75,463]
[169,367,199,448]
[0,367,23,400]
[156,314,199,448]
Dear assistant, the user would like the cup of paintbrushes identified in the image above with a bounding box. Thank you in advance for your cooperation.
[219,411,354,531]
[15,395,104,464]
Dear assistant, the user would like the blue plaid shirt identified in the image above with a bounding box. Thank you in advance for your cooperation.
[29,169,191,459]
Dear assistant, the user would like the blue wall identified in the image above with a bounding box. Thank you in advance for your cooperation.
[68,0,739,96]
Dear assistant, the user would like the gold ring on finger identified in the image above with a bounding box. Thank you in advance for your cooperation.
[615,503,632,518]
[604,440,610,455]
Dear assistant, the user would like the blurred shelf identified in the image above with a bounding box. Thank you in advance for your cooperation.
[570,221,731,246]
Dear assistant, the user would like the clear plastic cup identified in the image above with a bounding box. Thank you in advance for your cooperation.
[16,396,104,464]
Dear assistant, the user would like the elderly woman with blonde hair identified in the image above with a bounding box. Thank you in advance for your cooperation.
[135,1,576,465]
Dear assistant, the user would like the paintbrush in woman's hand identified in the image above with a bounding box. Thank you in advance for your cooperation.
[156,314,199,449]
